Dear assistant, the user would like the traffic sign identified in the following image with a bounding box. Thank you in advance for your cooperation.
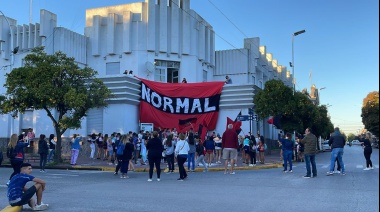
[236,115,250,121]
[252,115,257,121]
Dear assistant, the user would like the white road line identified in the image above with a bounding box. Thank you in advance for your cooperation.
[49,174,79,177]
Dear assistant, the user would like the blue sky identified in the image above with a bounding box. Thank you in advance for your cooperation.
[1,0,378,135]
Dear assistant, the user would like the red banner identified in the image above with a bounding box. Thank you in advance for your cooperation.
[138,78,225,132]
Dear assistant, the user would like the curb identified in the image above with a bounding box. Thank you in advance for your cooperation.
[1,163,283,172]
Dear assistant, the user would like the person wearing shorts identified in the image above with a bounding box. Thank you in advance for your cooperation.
[7,163,48,211]
[222,124,239,175]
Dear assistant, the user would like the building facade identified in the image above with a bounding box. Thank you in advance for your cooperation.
[1,0,293,140]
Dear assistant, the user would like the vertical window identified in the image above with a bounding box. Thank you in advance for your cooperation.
[203,70,207,82]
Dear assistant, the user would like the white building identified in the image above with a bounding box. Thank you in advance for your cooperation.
[0,0,292,140]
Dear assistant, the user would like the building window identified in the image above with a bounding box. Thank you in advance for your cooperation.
[106,62,120,75]
[203,70,207,82]
[154,60,180,83]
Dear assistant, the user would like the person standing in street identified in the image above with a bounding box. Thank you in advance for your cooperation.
[222,124,239,175]
[326,127,346,176]
[279,133,294,173]
[37,134,49,173]
[300,127,318,178]
[175,133,190,181]
[7,134,29,186]
[47,134,56,163]
[146,131,164,182]
[360,132,374,170]
[70,134,82,165]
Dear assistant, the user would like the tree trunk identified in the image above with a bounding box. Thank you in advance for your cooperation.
[54,130,63,163]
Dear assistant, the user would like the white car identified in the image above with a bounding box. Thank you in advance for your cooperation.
[322,140,331,151]
[351,140,360,145]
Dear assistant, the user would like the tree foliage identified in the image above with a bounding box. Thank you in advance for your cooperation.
[0,47,112,161]
[361,91,379,137]
[254,79,333,138]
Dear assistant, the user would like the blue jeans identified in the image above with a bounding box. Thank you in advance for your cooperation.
[329,148,345,173]
[304,154,317,177]
[48,149,55,162]
[187,153,195,171]
[283,150,293,171]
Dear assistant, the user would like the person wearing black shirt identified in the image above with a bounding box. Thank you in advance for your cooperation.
[360,133,374,170]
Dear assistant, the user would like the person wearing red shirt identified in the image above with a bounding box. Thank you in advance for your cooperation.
[222,124,239,174]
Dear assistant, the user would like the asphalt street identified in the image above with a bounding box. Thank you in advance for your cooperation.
[0,145,378,212]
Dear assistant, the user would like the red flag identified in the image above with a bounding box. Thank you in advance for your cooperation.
[226,117,242,134]
[138,78,224,132]
[267,116,274,124]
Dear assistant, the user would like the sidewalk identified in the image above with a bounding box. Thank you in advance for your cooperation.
[2,150,286,172]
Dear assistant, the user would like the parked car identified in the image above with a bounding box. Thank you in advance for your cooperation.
[352,140,360,145]
[322,140,331,151]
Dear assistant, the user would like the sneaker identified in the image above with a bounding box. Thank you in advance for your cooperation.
[234,164,237,167]
[147,179,152,182]
[341,172,346,175]
[370,167,374,170]
[363,168,370,171]
[253,164,256,166]
[230,172,235,175]
[326,172,334,176]
[303,175,311,178]
[249,164,253,167]
[289,170,293,173]
[114,172,118,175]
[33,203,48,211]
[157,178,160,182]
[166,171,171,174]
[283,170,288,173]
[177,178,184,181]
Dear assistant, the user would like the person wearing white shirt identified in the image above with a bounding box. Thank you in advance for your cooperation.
[174,133,190,181]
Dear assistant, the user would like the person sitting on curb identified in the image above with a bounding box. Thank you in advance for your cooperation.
[7,163,49,211]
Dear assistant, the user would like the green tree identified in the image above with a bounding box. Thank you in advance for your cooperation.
[361,91,379,137]
[347,133,356,142]
[254,79,334,138]
[254,79,293,121]
[0,47,112,162]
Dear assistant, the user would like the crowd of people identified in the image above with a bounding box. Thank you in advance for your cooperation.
[3,125,376,210]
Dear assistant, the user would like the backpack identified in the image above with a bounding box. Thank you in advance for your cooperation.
[116,142,125,156]
[6,147,17,159]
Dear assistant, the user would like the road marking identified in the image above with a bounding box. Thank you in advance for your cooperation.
[49,174,79,177]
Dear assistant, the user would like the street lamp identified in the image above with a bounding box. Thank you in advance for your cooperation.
[291,29,306,95]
